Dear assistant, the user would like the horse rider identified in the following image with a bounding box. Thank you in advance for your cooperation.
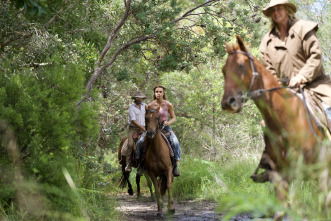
[259,0,331,125]
[136,85,181,177]
[124,90,147,172]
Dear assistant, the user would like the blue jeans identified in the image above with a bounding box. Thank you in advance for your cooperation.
[322,102,331,122]
[137,126,181,161]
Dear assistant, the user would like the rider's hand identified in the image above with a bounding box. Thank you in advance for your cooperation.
[163,121,170,126]
[289,75,305,88]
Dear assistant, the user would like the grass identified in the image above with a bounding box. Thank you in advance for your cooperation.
[171,145,331,220]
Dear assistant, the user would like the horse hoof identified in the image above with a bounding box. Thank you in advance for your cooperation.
[157,213,164,218]
[274,211,286,221]
[167,209,175,215]
[128,189,133,196]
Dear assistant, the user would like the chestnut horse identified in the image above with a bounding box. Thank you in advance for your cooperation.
[118,137,154,199]
[221,36,324,201]
[144,107,175,217]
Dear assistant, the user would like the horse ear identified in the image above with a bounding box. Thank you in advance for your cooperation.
[236,35,247,52]
[156,106,160,112]
[225,42,232,53]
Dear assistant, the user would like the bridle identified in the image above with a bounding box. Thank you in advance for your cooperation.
[228,50,319,138]
[228,50,259,101]
[146,109,159,138]
[228,50,289,102]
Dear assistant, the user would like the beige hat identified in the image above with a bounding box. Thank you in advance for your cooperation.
[131,90,146,99]
[262,0,296,17]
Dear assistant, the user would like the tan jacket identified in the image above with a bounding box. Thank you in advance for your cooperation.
[259,19,331,106]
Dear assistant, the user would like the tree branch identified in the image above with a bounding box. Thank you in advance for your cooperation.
[78,34,156,105]
[173,0,220,23]
[79,0,222,105]
[98,0,132,65]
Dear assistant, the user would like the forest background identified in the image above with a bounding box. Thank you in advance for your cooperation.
[1,0,330,220]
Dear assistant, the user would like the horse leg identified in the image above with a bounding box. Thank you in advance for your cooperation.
[148,173,163,217]
[125,171,134,196]
[144,172,155,201]
[136,174,141,198]
[269,171,289,220]
[166,170,175,214]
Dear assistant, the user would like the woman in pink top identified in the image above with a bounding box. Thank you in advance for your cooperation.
[137,85,181,177]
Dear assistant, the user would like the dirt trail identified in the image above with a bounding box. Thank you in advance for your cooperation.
[115,193,252,221]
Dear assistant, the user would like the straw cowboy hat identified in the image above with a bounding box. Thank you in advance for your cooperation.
[131,90,146,99]
[262,0,297,17]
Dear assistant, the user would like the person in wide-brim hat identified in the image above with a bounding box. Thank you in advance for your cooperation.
[124,90,147,173]
[262,0,296,17]
[259,0,331,135]
[131,90,146,99]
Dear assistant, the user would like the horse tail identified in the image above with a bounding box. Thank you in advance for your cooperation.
[118,172,128,189]
[159,175,167,196]
[118,136,127,189]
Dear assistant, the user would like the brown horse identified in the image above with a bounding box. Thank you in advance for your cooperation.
[118,136,154,199]
[144,107,175,217]
[221,35,324,202]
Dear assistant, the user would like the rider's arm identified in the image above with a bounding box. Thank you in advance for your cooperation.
[128,105,146,131]
[131,120,146,132]
[297,31,322,83]
[164,102,176,126]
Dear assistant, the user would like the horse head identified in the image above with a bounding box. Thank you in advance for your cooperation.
[221,35,258,113]
[145,107,160,139]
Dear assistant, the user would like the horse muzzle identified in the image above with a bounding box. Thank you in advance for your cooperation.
[221,94,242,113]
[147,130,157,139]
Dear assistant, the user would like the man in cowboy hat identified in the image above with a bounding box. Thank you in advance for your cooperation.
[124,90,147,172]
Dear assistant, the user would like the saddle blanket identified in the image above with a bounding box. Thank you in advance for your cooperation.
[120,138,130,157]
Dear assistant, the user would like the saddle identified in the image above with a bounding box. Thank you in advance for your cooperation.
[292,89,331,140]
[161,129,171,139]
[120,132,143,167]
[140,131,175,162]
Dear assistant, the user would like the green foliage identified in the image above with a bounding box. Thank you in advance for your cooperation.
[1,0,330,220]
[0,52,100,219]
[217,159,279,220]
[172,157,221,199]
[161,61,263,162]
[11,0,48,16]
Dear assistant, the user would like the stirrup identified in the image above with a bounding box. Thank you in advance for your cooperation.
[125,164,132,172]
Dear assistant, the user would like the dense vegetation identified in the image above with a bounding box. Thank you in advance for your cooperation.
[1,0,330,220]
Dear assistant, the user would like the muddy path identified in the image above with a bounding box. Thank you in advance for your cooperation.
[115,193,253,221]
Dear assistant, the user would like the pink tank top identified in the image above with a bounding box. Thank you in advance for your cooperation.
[155,100,168,123]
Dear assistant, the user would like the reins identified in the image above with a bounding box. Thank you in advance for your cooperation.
[229,50,292,100]
[228,50,318,138]
[146,109,159,138]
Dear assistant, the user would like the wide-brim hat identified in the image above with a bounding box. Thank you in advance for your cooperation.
[262,0,296,17]
[131,90,146,99]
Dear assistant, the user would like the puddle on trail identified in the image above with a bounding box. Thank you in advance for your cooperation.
[115,193,254,221]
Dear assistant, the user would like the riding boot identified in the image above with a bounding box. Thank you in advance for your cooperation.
[171,158,180,177]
